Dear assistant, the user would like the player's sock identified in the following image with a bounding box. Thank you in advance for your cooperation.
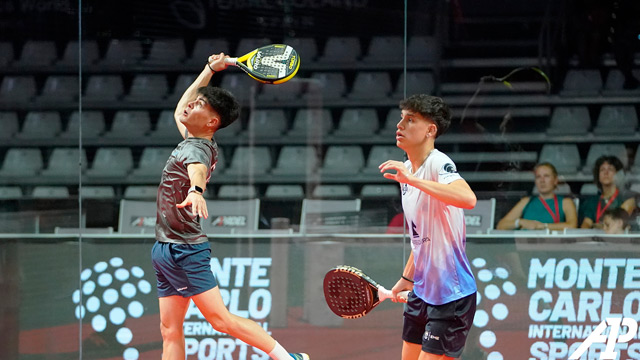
[268,342,291,360]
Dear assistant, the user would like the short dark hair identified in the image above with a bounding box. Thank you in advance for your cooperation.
[603,207,629,224]
[197,86,240,129]
[593,155,624,190]
[399,94,452,138]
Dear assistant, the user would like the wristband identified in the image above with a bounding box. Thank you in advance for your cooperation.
[206,62,215,72]
[401,275,414,283]
[514,218,520,229]
[188,185,204,195]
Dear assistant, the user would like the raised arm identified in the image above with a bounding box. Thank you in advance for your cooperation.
[174,53,229,138]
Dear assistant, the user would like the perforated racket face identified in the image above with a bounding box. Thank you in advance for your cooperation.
[323,267,376,319]
[242,44,300,84]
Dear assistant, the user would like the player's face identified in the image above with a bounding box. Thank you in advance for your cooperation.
[180,95,218,133]
[598,161,617,186]
[534,165,558,195]
[396,110,435,150]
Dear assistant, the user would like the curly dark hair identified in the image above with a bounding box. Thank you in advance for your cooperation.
[593,155,624,190]
[399,94,452,138]
[197,86,240,129]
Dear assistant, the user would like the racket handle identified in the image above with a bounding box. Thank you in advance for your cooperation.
[224,57,238,66]
[378,287,410,302]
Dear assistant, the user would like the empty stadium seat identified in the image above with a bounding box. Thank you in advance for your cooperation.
[60,111,105,139]
[32,186,70,199]
[362,145,405,174]
[392,71,435,99]
[17,111,62,139]
[348,71,392,101]
[593,106,638,135]
[103,111,151,138]
[582,143,629,173]
[224,146,272,176]
[361,36,404,65]
[124,74,169,102]
[360,184,399,198]
[99,39,143,66]
[538,144,581,174]
[321,146,365,175]
[36,75,79,103]
[271,146,320,176]
[0,148,43,177]
[245,109,287,138]
[580,183,598,196]
[123,186,157,200]
[128,147,173,181]
[235,38,272,56]
[316,37,361,65]
[41,148,88,178]
[333,108,379,137]
[287,108,334,139]
[86,147,134,178]
[166,73,198,103]
[546,106,591,135]
[0,42,14,67]
[0,186,23,199]
[219,73,259,104]
[378,108,401,137]
[141,38,186,66]
[258,79,303,101]
[15,40,57,67]
[305,72,347,101]
[211,116,242,140]
[56,40,100,67]
[0,112,19,139]
[80,186,116,199]
[0,76,37,104]
[186,38,232,67]
[407,36,439,66]
[603,69,640,95]
[150,110,182,140]
[217,185,258,199]
[265,185,305,199]
[560,69,602,96]
[312,185,353,198]
[283,37,318,63]
[83,75,124,102]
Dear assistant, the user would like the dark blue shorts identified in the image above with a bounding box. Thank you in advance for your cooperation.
[402,292,476,358]
[151,241,218,298]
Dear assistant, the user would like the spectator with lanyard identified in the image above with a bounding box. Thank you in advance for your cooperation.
[497,162,578,231]
[580,155,636,229]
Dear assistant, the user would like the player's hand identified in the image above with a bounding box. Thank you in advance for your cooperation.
[391,277,412,303]
[379,160,414,184]
[207,52,229,72]
[177,192,208,219]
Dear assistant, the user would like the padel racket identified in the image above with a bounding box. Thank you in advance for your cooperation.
[224,44,300,84]
[323,265,410,319]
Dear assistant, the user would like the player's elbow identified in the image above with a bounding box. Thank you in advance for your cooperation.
[460,192,477,210]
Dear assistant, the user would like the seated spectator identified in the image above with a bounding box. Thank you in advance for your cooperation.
[602,207,630,234]
[580,155,636,228]
[497,162,578,230]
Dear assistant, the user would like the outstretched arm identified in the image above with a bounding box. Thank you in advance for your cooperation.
[174,53,229,139]
[379,160,477,209]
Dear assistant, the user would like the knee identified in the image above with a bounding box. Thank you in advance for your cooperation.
[160,321,183,342]
[205,312,236,335]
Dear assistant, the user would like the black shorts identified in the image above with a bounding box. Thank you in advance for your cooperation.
[151,241,218,298]
[402,292,476,358]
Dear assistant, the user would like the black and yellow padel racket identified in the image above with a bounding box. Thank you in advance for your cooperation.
[224,44,300,84]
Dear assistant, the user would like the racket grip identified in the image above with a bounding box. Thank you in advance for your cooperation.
[378,287,410,302]
[224,57,238,65]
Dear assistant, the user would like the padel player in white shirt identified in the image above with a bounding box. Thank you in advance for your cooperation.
[379,94,477,360]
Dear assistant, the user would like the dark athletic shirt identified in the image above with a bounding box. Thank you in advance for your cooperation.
[155,137,218,244]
